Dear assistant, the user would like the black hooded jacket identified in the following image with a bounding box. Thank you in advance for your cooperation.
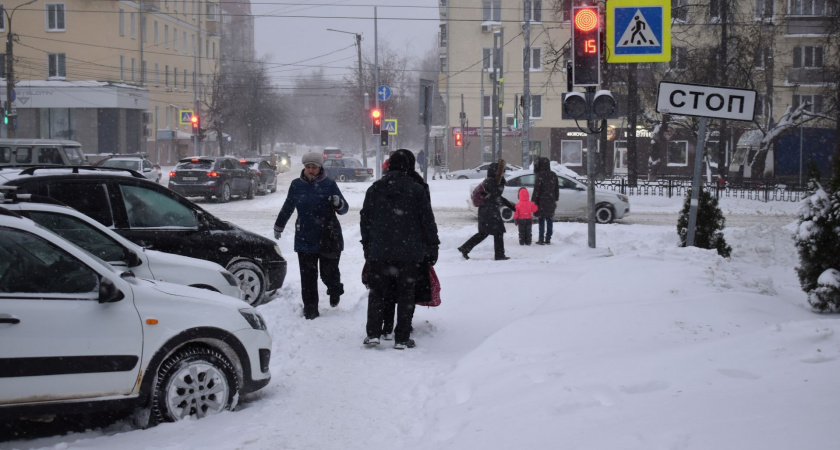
[477,162,515,235]
[532,157,559,218]
[360,169,439,262]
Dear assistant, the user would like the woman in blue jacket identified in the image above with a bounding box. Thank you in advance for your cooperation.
[274,152,349,319]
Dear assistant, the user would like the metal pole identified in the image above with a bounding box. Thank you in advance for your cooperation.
[356,33,368,169]
[480,64,485,166]
[496,28,504,161]
[374,7,381,179]
[799,121,803,187]
[686,117,709,247]
[4,0,38,138]
[586,123,597,248]
[522,0,531,168]
[460,94,466,169]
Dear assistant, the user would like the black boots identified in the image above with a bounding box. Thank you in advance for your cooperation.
[458,246,470,260]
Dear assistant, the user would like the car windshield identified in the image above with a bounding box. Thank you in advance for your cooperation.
[345,159,361,168]
[176,159,214,170]
[102,160,140,170]
[62,147,87,165]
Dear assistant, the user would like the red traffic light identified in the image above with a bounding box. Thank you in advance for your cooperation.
[454,132,463,147]
[574,7,598,32]
[190,115,199,129]
[372,109,382,135]
[571,6,600,86]
[371,109,381,119]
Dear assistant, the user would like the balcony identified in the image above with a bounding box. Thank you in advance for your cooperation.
[786,16,831,35]
[786,67,833,84]
[140,0,161,12]
[205,19,219,36]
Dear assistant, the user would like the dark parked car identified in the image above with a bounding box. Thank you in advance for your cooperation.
[323,158,373,182]
[242,158,278,194]
[0,166,286,305]
[168,156,256,202]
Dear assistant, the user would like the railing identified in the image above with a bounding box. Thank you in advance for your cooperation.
[580,177,808,203]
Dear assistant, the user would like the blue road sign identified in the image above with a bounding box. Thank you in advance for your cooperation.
[607,0,671,63]
[179,110,194,125]
[378,85,392,101]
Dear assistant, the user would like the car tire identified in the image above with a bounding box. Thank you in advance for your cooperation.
[217,183,232,203]
[150,346,239,423]
[204,195,213,202]
[458,176,468,180]
[228,260,266,306]
[246,181,256,200]
[338,174,347,182]
[499,206,514,222]
[595,203,615,224]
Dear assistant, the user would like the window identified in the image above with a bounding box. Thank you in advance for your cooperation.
[0,228,97,295]
[131,57,135,82]
[670,46,688,70]
[120,184,197,229]
[790,0,833,15]
[709,0,721,20]
[191,34,195,56]
[530,95,542,118]
[482,47,495,71]
[119,55,125,80]
[119,8,125,36]
[164,24,169,48]
[754,95,766,117]
[793,46,824,68]
[0,54,5,79]
[673,0,689,22]
[0,5,4,32]
[46,3,65,31]
[154,62,159,86]
[212,42,216,59]
[174,68,178,89]
[205,39,209,58]
[667,141,688,166]
[141,60,146,84]
[141,16,146,43]
[182,0,186,15]
[754,46,772,69]
[165,65,169,87]
[560,141,583,166]
[524,0,541,22]
[482,0,501,22]
[26,212,127,263]
[755,0,773,19]
[483,95,492,118]
[173,27,178,51]
[183,70,187,91]
[793,94,824,113]
[47,53,66,78]
[182,31,187,54]
[154,21,159,45]
[523,47,542,71]
[130,12,136,39]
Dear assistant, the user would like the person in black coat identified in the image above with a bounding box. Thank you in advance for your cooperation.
[458,160,515,260]
[531,156,559,245]
[360,151,440,349]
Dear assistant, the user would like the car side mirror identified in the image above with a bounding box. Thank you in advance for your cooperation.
[196,211,211,231]
[126,249,142,267]
[98,276,125,303]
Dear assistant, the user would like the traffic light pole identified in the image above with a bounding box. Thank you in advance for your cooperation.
[4,0,37,138]
[586,87,597,249]
[522,0,531,168]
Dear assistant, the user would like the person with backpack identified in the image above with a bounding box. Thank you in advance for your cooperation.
[531,156,559,245]
[513,187,538,245]
[458,160,516,260]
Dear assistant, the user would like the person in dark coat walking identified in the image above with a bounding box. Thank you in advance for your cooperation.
[360,151,439,349]
[274,152,349,319]
[531,156,559,245]
[458,160,515,260]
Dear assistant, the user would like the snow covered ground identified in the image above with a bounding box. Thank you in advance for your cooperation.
[3,173,838,450]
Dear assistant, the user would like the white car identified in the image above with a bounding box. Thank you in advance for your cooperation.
[467,169,631,224]
[446,162,523,180]
[0,209,271,424]
[98,156,162,183]
[0,190,243,301]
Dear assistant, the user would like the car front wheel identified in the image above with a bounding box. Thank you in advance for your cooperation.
[228,260,266,306]
[458,176,468,180]
[337,174,347,182]
[151,347,239,423]
[595,203,615,224]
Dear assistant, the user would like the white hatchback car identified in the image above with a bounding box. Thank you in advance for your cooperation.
[0,209,272,424]
[468,169,631,224]
[446,162,522,180]
[0,192,243,300]
[97,156,162,184]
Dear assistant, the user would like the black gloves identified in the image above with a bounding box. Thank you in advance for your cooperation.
[426,246,439,266]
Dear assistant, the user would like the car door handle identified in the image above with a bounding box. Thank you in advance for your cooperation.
[0,315,21,324]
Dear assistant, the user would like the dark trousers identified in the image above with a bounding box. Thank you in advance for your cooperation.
[461,231,505,258]
[297,252,343,319]
[538,217,553,242]
[366,261,418,342]
[382,261,430,334]
[517,220,532,244]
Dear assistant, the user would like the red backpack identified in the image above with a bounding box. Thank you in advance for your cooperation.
[471,182,486,207]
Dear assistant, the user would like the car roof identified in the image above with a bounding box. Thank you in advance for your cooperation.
[0,166,146,184]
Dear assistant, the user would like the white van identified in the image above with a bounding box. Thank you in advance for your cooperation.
[0,139,87,167]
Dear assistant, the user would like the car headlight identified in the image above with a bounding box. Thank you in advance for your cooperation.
[616,194,629,203]
[239,309,267,330]
[221,270,238,287]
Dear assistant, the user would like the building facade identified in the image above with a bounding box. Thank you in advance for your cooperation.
[439,0,837,183]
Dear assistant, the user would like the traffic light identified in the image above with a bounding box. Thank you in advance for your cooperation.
[379,130,389,146]
[371,108,382,135]
[454,131,463,147]
[572,6,600,86]
[191,115,200,132]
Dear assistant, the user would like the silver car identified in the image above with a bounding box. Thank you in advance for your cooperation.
[98,156,162,183]
[467,169,630,224]
[447,162,522,180]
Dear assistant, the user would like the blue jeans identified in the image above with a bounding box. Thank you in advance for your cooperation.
[538,217,553,241]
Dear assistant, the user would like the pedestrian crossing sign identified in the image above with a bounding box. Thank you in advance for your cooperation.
[384,119,398,135]
[606,0,670,63]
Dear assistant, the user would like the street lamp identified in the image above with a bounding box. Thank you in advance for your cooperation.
[327,28,368,167]
[4,0,39,138]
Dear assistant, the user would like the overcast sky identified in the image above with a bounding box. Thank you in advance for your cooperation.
[252,1,441,86]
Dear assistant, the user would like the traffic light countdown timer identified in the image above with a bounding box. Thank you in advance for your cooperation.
[572,6,600,87]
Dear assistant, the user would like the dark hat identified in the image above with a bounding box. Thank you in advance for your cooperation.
[388,150,411,172]
[394,149,416,169]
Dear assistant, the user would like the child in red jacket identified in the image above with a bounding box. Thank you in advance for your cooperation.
[513,187,539,245]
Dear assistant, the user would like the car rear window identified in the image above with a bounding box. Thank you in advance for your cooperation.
[176,160,214,170]
[102,160,139,170]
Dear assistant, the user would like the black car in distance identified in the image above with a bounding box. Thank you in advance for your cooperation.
[242,158,278,194]
[168,156,256,202]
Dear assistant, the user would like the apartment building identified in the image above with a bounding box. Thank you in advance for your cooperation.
[439,0,836,182]
[0,0,222,162]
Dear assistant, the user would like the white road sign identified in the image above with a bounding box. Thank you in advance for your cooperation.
[656,82,756,122]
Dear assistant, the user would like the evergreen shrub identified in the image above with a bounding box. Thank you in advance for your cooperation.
[794,185,840,312]
[677,189,731,258]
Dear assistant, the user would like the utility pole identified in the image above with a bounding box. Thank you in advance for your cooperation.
[522,0,532,168]
[460,94,466,168]
[492,29,504,161]
[328,28,367,168]
[4,0,38,138]
[374,7,381,179]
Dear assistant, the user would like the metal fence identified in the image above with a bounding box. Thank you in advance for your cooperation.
[582,177,807,203]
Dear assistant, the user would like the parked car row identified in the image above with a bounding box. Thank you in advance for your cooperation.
[0,186,273,424]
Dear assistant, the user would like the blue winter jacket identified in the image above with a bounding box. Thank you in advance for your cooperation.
[274,169,349,254]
